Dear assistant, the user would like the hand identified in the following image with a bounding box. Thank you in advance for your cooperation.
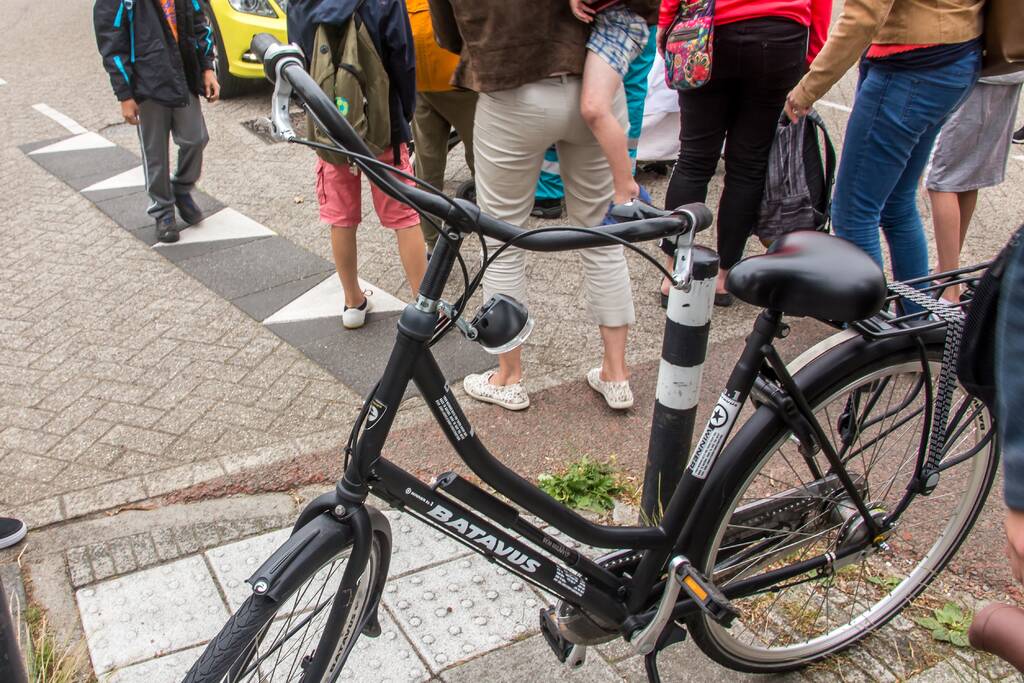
[568,0,594,23]
[203,69,221,102]
[783,89,810,123]
[121,98,140,125]
[1006,508,1024,584]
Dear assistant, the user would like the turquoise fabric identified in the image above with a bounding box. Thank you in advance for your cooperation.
[535,27,657,201]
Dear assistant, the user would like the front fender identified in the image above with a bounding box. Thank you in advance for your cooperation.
[247,504,391,603]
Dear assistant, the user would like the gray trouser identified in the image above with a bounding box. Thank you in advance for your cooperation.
[137,94,209,219]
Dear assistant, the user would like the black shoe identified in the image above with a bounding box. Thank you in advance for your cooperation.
[531,197,564,219]
[174,192,204,225]
[0,517,27,549]
[156,214,180,243]
[1013,126,1024,145]
[714,291,734,307]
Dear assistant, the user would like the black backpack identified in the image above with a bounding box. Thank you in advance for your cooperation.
[957,225,1024,408]
[755,111,837,243]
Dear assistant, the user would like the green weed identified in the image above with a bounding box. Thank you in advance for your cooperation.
[913,602,972,648]
[538,457,625,513]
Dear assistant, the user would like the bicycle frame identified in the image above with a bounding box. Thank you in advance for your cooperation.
[322,232,892,643]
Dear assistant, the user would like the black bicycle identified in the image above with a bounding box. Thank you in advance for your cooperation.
[183,35,999,682]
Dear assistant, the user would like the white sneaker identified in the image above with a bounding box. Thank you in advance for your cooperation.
[463,369,530,411]
[586,368,634,410]
[343,296,370,329]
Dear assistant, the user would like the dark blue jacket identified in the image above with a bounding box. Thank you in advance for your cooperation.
[288,0,417,146]
[94,0,216,107]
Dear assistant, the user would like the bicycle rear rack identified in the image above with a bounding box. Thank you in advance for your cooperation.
[852,261,989,340]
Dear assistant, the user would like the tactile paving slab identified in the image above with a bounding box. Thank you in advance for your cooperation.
[384,509,472,577]
[383,555,544,672]
[105,645,206,683]
[76,556,229,673]
[339,608,431,683]
[206,528,291,610]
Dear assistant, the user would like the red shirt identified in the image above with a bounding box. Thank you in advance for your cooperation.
[658,0,833,64]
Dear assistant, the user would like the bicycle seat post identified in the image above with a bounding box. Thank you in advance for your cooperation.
[640,245,720,521]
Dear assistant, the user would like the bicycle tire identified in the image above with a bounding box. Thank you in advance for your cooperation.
[684,335,997,673]
[183,524,391,682]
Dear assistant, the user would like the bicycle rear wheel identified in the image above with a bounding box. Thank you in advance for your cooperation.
[686,339,997,672]
[183,517,391,682]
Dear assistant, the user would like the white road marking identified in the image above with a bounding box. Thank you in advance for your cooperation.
[818,100,853,113]
[32,103,88,135]
[0,78,7,86]
[81,165,146,193]
[263,275,406,325]
[153,207,275,247]
[29,132,115,155]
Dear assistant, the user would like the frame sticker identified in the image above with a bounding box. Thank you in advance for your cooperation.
[365,398,388,430]
[435,393,469,441]
[688,392,742,479]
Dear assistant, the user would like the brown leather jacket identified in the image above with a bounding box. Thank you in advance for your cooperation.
[792,0,984,107]
[427,0,659,93]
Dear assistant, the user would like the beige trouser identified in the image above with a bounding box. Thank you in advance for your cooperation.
[473,76,635,328]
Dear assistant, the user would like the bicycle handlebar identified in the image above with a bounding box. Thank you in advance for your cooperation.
[250,33,712,252]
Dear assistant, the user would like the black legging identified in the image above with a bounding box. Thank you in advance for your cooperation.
[665,18,808,270]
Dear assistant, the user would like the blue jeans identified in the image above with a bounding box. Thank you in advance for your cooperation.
[832,51,980,282]
[997,234,1024,510]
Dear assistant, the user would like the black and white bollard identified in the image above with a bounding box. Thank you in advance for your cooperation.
[640,246,719,521]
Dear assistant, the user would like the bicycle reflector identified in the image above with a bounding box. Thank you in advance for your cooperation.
[469,294,534,354]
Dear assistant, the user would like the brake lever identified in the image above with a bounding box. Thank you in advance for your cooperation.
[670,232,695,292]
[265,44,304,142]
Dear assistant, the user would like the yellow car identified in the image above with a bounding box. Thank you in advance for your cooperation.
[203,0,289,97]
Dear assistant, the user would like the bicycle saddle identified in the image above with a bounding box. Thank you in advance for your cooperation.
[726,231,887,322]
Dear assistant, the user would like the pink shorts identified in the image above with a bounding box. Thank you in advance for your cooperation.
[315,143,420,229]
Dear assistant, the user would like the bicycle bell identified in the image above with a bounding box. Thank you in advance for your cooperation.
[469,294,534,354]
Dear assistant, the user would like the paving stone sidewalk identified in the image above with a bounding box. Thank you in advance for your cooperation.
[70,506,1022,683]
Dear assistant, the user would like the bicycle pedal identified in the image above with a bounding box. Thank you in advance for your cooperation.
[676,560,739,628]
[539,607,573,664]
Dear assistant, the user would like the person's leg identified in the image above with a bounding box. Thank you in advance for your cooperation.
[411,92,453,249]
[369,144,427,297]
[329,226,364,308]
[622,27,657,174]
[316,159,366,316]
[997,233,1024,513]
[394,226,427,295]
[929,189,963,299]
[136,99,175,220]
[471,83,555,395]
[835,54,979,281]
[663,82,732,295]
[715,20,807,292]
[426,89,479,177]
[169,94,209,197]
[580,51,639,204]
[561,78,636,402]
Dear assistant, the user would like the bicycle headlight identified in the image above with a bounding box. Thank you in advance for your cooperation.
[470,295,533,354]
[228,0,278,17]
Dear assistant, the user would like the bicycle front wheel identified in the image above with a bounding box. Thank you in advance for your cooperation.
[686,339,998,672]
[183,514,391,683]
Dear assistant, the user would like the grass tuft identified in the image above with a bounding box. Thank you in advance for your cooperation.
[22,606,94,683]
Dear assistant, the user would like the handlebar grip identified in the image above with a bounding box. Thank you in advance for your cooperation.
[678,202,713,233]
[251,33,281,63]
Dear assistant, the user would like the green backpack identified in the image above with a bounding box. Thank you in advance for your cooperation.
[307,12,392,165]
